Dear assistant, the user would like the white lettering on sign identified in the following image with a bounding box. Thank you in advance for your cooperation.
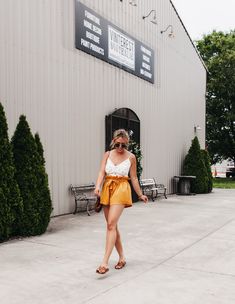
[84,20,102,36]
[81,38,104,55]
[85,10,100,25]
[140,68,152,79]
[143,54,150,63]
[141,45,152,57]
[108,26,135,70]
[142,62,150,71]
[92,24,102,35]
[81,38,90,48]
[90,42,104,55]
[86,30,100,44]
[84,19,92,30]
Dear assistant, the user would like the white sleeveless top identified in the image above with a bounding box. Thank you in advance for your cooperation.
[105,157,131,177]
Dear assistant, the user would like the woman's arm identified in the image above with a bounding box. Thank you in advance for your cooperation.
[94,151,109,196]
[129,155,148,203]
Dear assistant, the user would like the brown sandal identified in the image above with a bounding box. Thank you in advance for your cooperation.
[96,266,109,274]
[115,261,126,270]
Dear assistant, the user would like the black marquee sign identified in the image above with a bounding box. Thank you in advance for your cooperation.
[75,1,155,84]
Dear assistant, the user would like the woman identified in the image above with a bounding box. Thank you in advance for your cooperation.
[94,129,148,274]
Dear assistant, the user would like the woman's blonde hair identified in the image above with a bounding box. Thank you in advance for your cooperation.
[110,129,130,149]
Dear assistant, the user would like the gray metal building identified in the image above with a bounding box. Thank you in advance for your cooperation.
[0,0,206,216]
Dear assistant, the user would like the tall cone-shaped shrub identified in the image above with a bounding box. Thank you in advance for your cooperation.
[11,116,52,236]
[0,103,23,241]
[201,149,213,193]
[34,132,53,230]
[35,133,45,165]
[183,136,208,194]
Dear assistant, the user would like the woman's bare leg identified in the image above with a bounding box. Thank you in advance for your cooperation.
[115,227,125,262]
[101,204,125,267]
[103,206,125,261]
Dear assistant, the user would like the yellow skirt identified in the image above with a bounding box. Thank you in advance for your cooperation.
[100,176,132,208]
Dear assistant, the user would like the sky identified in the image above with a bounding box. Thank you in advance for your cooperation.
[171,0,235,41]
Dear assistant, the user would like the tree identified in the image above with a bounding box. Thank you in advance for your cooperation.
[196,30,235,165]
[183,137,208,194]
[35,133,45,166]
[34,132,53,230]
[128,140,143,180]
[128,140,143,202]
[0,103,23,241]
[11,116,52,236]
[201,149,213,193]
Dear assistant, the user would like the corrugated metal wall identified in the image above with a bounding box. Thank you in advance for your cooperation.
[0,0,206,215]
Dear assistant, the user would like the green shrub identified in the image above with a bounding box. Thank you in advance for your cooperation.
[34,132,53,231]
[183,136,208,193]
[0,103,23,241]
[128,140,143,179]
[128,140,143,202]
[35,133,45,165]
[11,115,52,236]
[201,149,213,193]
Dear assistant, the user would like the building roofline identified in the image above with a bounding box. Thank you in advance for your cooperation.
[169,0,208,72]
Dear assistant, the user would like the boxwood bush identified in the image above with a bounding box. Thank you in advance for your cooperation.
[201,149,213,193]
[11,115,52,236]
[183,136,208,194]
[0,103,23,242]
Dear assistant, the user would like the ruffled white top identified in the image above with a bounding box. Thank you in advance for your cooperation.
[105,157,131,177]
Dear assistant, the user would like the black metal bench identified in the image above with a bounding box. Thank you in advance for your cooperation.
[140,178,167,201]
[70,183,97,216]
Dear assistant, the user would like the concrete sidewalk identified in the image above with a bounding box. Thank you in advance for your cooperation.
[1,189,235,304]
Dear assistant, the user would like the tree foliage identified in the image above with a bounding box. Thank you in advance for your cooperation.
[11,116,52,236]
[35,133,45,166]
[201,149,213,193]
[196,30,235,164]
[128,140,143,179]
[183,137,208,194]
[34,132,53,230]
[128,140,143,202]
[0,103,23,241]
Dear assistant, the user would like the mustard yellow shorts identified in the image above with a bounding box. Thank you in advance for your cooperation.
[100,176,132,208]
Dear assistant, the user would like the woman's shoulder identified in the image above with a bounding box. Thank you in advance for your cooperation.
[102,151,110,160]
[104,151,111,157]
[128,152,136,161]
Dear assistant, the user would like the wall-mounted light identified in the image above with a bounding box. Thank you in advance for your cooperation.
[120,0,137,6]
[194,125,202,133]
[160,25,174,38]
[142,10,157,25]
[129,0,137,6]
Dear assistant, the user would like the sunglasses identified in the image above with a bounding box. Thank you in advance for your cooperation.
[114,143,127,149]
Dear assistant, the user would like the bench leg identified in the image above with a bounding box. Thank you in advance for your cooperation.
[86,199,91,216]
[154,190,158,201]
[164,189,167,199]
[73,199,78,214]
[151,190,155,202]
